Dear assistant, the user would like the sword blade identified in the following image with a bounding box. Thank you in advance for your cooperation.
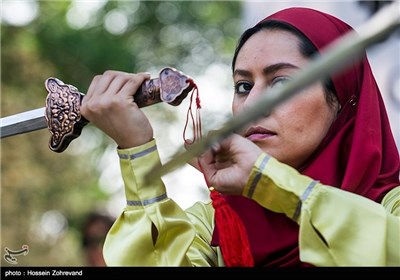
[0,108,47,138]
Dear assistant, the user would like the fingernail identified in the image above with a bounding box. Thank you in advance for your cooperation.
[211,143,219,152]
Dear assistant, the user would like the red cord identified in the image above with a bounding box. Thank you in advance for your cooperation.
[183,81,202,145]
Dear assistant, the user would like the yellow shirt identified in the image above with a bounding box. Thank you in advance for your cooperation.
[103,139,400,266]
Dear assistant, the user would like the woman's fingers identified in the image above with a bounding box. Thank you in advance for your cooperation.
[85,71,150,100]
[119,72,151,99]
[80,71,154,148]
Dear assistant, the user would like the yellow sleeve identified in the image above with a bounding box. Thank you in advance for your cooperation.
[103,139,218,266]
[243,153,400,266]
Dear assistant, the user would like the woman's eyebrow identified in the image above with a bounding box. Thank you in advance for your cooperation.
[233,63,300,78]
[263,63,299,75]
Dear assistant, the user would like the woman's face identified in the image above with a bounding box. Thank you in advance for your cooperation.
[233,29,337,169]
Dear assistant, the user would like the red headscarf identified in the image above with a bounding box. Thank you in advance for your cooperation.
[211,7,400,267]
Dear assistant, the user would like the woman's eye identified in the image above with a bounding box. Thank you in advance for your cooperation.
[234,81,253,95]
[271,76,291,88]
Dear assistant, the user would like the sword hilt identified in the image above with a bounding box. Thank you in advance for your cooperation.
[45,67,195,153]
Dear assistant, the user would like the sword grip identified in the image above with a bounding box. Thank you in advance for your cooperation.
[45,67,195,153]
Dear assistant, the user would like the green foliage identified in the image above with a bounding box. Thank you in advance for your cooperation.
[1,0,242,266]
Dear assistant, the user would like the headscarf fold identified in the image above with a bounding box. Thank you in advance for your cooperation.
[211,7,400,266]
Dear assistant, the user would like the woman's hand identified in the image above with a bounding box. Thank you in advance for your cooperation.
[197,134,263,195]
[81,71,154,149]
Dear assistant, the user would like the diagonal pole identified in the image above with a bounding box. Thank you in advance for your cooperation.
[144,2,400,184]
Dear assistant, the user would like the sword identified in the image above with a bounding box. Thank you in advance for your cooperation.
[0,108,48,139]
[0,67,196,153]
[144,2,400,183]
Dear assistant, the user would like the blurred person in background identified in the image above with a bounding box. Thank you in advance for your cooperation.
[81,212,114,267]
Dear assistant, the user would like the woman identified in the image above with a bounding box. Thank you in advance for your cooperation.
[80,7,400,266]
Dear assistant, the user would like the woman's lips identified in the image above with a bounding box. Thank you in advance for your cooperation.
[245,126,276,141]
[247,133,275,141]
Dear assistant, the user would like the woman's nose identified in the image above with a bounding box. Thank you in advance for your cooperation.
[241,86,272,118]
[243,86,266,109]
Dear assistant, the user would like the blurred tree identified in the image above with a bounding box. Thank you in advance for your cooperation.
[1,0,242,266]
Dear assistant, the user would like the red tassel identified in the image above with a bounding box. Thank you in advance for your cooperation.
[182,85,253,267]
[210,189,254,267]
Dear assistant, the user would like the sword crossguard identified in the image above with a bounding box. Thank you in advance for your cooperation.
[45,78,88,153]
[45,67,195,153]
